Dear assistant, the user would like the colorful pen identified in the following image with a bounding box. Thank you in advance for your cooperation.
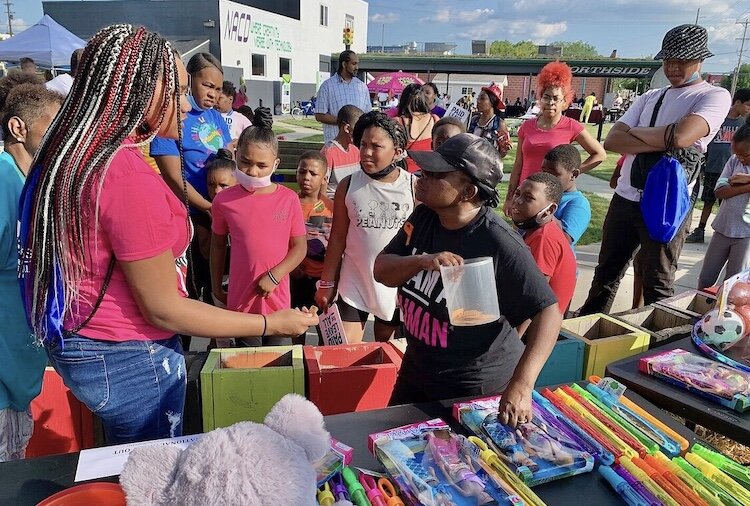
[673,457,743,506]
[601,465,651,506]
[342,467,372,506]
[650,452,723,506]
[620,457,680,506]
[532,390,615,465]
[685,453,750,505]
[571,383,659,457]
[377,477,405,506]
[585,383,681,457]
[468,436,546,506]
[614,465,664,506]
[359,473,387,506]
[542,388,625,462]
[643,454,709,506]
[555,388,639,460]
[332,472,351,502]
[318,481,335,506]
[632,456,702,506]
[588,375,689,453]
[692,443,750,490]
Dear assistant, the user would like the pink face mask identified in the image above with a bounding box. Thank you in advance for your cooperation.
[234,168,272,191]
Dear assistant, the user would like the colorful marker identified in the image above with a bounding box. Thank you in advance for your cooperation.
[643,454,709,506]
[650,452,723,506]
[542,388,625,462]
[332,472,351,502]
[600,465,651,506]
[317,481,335,506]
[377,477,405,506]
[468,436,546,506]
[620,457,680,506]
[632,456,701,506]
[359,473,387,506]
[685,453,750,505]
[588,375,689,453]
[673,458,743,506]
[342,467,372,506]
[614,465,664,506]
[692,443,750,490]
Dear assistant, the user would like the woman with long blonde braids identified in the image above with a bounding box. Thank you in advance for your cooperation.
[19,25,317,443]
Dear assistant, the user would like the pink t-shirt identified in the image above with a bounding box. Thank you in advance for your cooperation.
[212,184,306,314]
[66,142,191,342]
[321,140,360,199]
[518,116,584,183]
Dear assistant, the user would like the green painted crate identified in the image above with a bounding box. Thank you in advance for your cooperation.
[535,334,585,387]
[200,346,304,431]
[561,313,650,378]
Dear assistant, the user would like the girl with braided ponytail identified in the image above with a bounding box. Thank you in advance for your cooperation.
[315,111,416,343]
[18,26,316,443]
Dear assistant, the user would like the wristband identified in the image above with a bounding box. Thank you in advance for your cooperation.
[316,280,335,290]
[261,314,267,337]
[267,270,280,286]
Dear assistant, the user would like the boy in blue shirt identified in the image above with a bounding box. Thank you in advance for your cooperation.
[541,144,591,246]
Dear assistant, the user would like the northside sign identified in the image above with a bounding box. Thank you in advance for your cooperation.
[569,66,656,77]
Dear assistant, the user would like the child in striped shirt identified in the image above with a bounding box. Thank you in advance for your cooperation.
[321,105,363,198]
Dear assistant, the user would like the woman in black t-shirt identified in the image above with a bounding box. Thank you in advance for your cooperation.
[374,133,561,428]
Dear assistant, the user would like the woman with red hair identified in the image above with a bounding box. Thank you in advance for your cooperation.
[503,62,606,216]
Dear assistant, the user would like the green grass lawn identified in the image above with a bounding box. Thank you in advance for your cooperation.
[272,125,294,135]
[276,118,324,131]
[295,133,325,143]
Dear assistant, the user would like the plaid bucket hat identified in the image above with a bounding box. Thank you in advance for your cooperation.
[654,24,714,61]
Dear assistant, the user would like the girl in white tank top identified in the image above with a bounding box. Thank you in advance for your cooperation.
[315,112,416,343]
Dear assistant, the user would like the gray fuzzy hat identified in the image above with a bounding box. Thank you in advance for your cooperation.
[119,394,330,506]
[654,24,714,61]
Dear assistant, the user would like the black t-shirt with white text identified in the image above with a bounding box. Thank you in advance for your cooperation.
[383,205,557,394]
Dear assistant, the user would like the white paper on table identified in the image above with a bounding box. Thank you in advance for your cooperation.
[74,434,203,482]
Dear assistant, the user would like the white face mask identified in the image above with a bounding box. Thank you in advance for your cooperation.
[234,168,272,191]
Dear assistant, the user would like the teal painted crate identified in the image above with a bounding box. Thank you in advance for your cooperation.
[535,334,585,387]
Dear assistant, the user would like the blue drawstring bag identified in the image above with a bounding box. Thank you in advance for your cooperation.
[640,153,691,243]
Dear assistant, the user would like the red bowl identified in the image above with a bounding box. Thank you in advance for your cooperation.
[37,483,126,506]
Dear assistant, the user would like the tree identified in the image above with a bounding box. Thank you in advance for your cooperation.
[489,40,539,58]
[551,40,600,59]
[721,64,750,92]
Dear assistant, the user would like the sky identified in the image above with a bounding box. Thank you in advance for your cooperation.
[13,0,749,73]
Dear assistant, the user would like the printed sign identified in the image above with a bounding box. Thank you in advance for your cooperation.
[444,103,471,127]
[320,304,347,346]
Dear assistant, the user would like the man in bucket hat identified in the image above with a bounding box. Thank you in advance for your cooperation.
[579,25,731,315]
[373,133,562,428]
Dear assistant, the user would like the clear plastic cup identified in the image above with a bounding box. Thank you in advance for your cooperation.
[440,257,500,326]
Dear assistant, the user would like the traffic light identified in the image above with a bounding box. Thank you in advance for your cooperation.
[343,27,354,46]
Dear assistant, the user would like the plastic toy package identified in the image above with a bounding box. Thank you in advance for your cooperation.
[314,437,354,486]
[452,396,595,486]
[368,419,525,506]
[693,269,750,371]
[639,348,750,412]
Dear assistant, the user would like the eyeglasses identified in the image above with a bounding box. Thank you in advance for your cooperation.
[540,96,564,104]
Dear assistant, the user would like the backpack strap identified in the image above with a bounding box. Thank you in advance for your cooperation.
[649,88,669,127]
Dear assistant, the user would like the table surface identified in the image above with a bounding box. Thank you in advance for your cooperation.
[606,335,750,445]
[0,385,698,506]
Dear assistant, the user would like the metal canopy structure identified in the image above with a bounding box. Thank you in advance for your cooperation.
[343,53,662,79]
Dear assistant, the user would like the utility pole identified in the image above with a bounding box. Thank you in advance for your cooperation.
[381,23,384,53]
[695,8,700,25]
[3,0,13,36]
[731,19,749,96]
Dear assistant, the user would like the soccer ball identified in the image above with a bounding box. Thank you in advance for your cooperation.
[701,309,745,350]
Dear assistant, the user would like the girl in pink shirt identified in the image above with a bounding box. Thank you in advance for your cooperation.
[19,27,316,444]
[503,62,606,216]
[211,109,307,346]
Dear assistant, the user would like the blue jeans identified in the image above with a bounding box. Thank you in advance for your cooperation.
[46,335,186,444]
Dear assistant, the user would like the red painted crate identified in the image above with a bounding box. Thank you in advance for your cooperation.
[303,343,402,415]
[26,367,95,457]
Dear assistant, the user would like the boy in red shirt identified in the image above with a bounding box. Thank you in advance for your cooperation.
[510,172,576,314]
[320,105,363,198]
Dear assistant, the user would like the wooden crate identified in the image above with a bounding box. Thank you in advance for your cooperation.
[26,368,95,457]
[304,343,402,415]
[536,334,585,387]
[654,290,716,320]
[200,346,304,431]
[561,314,650,378]
[612,304,695,348]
